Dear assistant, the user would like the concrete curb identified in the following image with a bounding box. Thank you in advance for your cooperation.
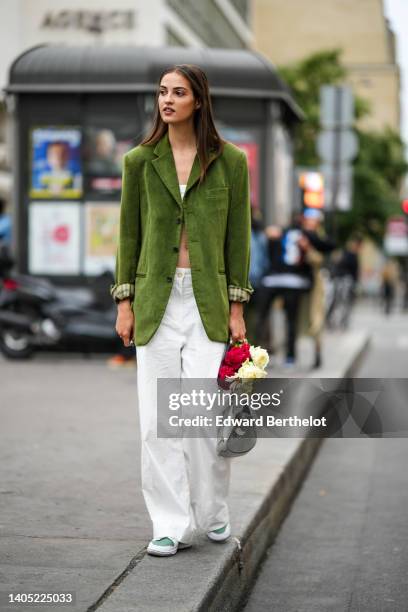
[198,332,371,612]
[196,437,323,612]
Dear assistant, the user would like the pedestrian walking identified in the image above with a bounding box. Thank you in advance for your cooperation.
[326,235,361,329]
[110,64,253,556]
[254,216,312,367]
[297,208,336,369]
[245,207,269,344]
[255,210,334,367]
[381,258,399,315]
[252,223,284,354]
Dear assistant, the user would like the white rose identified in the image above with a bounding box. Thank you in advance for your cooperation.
[236,361,267,380]
[249,345,269,369]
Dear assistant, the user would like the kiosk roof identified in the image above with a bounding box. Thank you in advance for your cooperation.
[7,44,304,121]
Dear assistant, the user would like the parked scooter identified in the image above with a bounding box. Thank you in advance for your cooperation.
[0,242,120,359]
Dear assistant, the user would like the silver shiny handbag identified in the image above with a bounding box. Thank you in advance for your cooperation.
[216,399,257,457]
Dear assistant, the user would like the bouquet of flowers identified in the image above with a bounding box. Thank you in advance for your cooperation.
[216,339,269,458]
[217,339,269,392]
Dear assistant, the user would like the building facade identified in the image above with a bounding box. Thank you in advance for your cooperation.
[253,0,401,133]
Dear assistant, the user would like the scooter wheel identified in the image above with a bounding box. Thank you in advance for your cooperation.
[0,328,34,359]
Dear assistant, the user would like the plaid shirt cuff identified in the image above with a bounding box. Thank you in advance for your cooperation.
[110,283,135,304]
[228,285,253,303]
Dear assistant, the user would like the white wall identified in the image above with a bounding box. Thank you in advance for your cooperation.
[20,0,163,46]
[0,0,23,91]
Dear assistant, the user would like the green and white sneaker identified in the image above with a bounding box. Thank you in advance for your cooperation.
[147,537,192,556]
[207,523,231,542]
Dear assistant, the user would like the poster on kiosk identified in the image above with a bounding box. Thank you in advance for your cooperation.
[30,127,83,199]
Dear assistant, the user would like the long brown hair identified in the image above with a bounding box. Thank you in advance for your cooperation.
[140,64,225,184]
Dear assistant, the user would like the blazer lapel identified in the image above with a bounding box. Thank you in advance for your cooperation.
[151,131,219,207]
[184,148,218,195]
[151,132,182,208]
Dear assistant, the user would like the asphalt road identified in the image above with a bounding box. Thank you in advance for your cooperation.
[241,305,408,612]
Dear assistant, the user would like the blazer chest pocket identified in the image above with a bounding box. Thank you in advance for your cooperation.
[205,187,229,210]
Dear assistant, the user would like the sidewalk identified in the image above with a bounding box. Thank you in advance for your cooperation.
[0,327,369,612]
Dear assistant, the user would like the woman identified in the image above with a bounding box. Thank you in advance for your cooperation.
[110,64,253,556]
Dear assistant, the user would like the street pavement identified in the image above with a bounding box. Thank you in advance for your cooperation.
[242,302,408,612]
[0,310,370,612]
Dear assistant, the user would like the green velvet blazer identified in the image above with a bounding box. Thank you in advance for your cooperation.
[110,130,253,346]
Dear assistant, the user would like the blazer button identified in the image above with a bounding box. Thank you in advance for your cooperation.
[167,276,172,282]
[173,247,179,252]
[176,218,181,224]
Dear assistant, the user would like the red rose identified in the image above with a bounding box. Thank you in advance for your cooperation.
[240,342,251,360]
[218,364,237,380]
[224,343,251,368]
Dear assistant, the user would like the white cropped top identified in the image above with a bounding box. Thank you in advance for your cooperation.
[179,184,187,199]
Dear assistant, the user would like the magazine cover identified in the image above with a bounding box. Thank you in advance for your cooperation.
[30,127,83,199]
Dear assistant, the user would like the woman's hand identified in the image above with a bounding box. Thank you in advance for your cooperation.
[115,299,135,347]
[229,302,246,343]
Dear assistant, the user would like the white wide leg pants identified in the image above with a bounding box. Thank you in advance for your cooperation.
[136,267,231,543]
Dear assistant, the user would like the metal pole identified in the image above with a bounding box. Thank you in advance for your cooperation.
[329,86,342,241]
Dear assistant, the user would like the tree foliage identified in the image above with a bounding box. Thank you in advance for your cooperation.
[277,49,408,244]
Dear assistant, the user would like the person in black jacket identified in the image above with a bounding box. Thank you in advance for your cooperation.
[326,235,362,328]
[255,210,335,366]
